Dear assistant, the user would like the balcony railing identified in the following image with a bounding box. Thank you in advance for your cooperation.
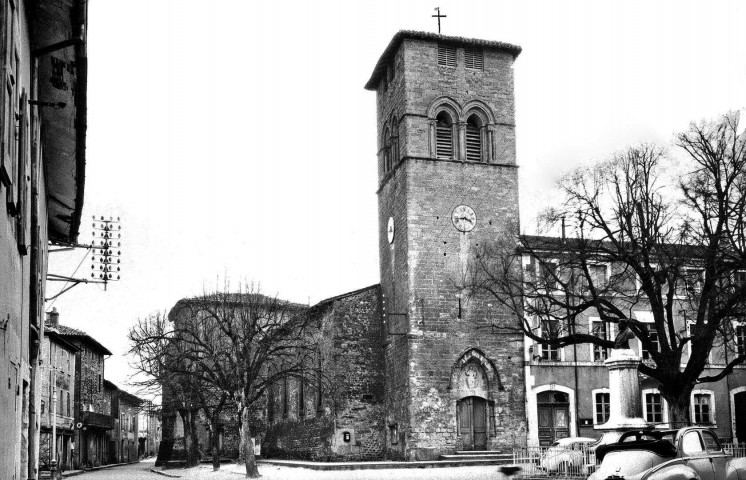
[82,411,114,429]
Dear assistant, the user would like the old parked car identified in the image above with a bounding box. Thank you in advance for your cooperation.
[540,437,599,474]
[589,427,746,480]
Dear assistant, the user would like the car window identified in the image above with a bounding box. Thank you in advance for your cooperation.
[701,431,721,452]
[681,431,704,455]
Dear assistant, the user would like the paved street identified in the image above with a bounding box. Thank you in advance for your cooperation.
[76,459,528,480]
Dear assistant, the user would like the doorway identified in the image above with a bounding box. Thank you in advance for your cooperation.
[537,391,570,446]
[735,391,746,444]
[458,396,487,450]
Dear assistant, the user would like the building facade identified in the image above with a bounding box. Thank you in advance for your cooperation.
[520,237,746,446]
[0,1,88,479]
[39,311,78,471]
[56,324,113,468]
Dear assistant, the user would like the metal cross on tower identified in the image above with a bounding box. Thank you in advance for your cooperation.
[432,7,446,34]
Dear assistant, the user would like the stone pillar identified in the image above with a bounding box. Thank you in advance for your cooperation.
[596,348,649,442]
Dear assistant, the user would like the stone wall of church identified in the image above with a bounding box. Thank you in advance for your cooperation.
[263,285,386,461]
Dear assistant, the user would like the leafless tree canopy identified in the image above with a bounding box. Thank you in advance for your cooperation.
[470,112,746,422]
[129,284,320,477]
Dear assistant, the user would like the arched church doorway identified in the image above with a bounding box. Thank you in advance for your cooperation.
[537,391,570,446]
[457,396,487,450]
[735,391,746,443]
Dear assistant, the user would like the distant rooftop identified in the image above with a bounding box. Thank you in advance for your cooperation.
[365,30,522,90]
[51,323,113,356]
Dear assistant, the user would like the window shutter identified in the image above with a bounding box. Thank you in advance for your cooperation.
[465,122,481,162]
[437,44,456,67]
[465,47,484,70]
[435,123,453,159]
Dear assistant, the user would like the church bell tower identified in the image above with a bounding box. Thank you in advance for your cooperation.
[365,31,526,460]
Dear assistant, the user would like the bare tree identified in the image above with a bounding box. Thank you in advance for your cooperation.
[128,312,203,468]
[165,284,318,478]
[471,112,746,424]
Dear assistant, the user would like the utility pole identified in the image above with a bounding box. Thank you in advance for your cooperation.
[50,380,61,480]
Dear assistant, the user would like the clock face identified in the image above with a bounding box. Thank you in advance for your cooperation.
[452,205,476,232]
[387,217,395,244]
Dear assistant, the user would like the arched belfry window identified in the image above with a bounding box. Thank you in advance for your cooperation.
[465,115,483,162]
[383,127,392,173]
[435,111,454,159]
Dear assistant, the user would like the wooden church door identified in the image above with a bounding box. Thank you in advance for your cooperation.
[458,396,487,450]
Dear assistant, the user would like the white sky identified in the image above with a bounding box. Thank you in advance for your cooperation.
[48,0,746,390]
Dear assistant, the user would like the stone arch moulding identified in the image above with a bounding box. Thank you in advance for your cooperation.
[449,348,504,400]
[426,96,462,120]
[461,100,495,125]
[526,384,577,446]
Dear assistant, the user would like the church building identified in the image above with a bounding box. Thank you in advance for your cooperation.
[261,30,527,461]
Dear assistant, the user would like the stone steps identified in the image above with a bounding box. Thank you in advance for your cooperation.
[439,451,514,463]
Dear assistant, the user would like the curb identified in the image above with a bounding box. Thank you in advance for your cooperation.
[256,459,516,471]
[150,468,182,478]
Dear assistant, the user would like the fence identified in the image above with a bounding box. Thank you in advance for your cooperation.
[511,444,597,478]
[724,442,746,458]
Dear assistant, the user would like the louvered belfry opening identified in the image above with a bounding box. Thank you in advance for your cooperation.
[383,127,392,172]
[437,43,456,67]
[465,115,482,162]
[435,112,454,159]
[465,47,484,70]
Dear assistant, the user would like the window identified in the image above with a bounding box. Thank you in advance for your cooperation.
[1,0,19,198]
[298,377,306,418]
[644,391,664,423]
[701,430,721,451]
[98,374,102,392]
[681,431,704,455]
[736,323,746,356]
[594,391,610,424]
[435,111,454,159]
[642,323,659,360]
[588,265,607,288]
[540,319,560,361]
[464,47,484,70]
[282,376,288,418]
[539,262,558,290]
[692,391,714,426]
[383,127,392,173]
[590,318,610,361]
[41,400,45,415]
[67,391,71,416]
[437,43,456,67]
[465,115,482,162]
[677,269,704,297]
[267,382,274,422]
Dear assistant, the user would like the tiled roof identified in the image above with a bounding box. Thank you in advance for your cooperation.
[51,323,113,355]
[365,30,522,90]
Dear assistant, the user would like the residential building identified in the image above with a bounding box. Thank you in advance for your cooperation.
[0,0,88,479]
[103,381,141,464]
[138,401,161,458]
[520,236,746,446]
[55,322,113,468]
[39,310,78,471]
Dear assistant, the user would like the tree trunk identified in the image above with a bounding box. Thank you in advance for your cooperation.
[189,411,201,467]
[660,382,693,429]
[211,412,221,471]
[180,410,200,468]
[241,406,260,478]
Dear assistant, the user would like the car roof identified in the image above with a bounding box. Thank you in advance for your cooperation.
[556,437,598,445]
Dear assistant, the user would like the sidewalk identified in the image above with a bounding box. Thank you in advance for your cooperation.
[39,462,132,478]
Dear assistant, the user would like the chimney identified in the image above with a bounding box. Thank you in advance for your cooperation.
[47,307,60,328]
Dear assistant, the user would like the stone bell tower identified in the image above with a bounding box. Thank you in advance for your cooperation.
[365,31,526,460]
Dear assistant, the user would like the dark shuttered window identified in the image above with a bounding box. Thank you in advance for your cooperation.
[465,47,484,70]
[437,44,456,67]
[465,116,482,162]
[435,112,454,159]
